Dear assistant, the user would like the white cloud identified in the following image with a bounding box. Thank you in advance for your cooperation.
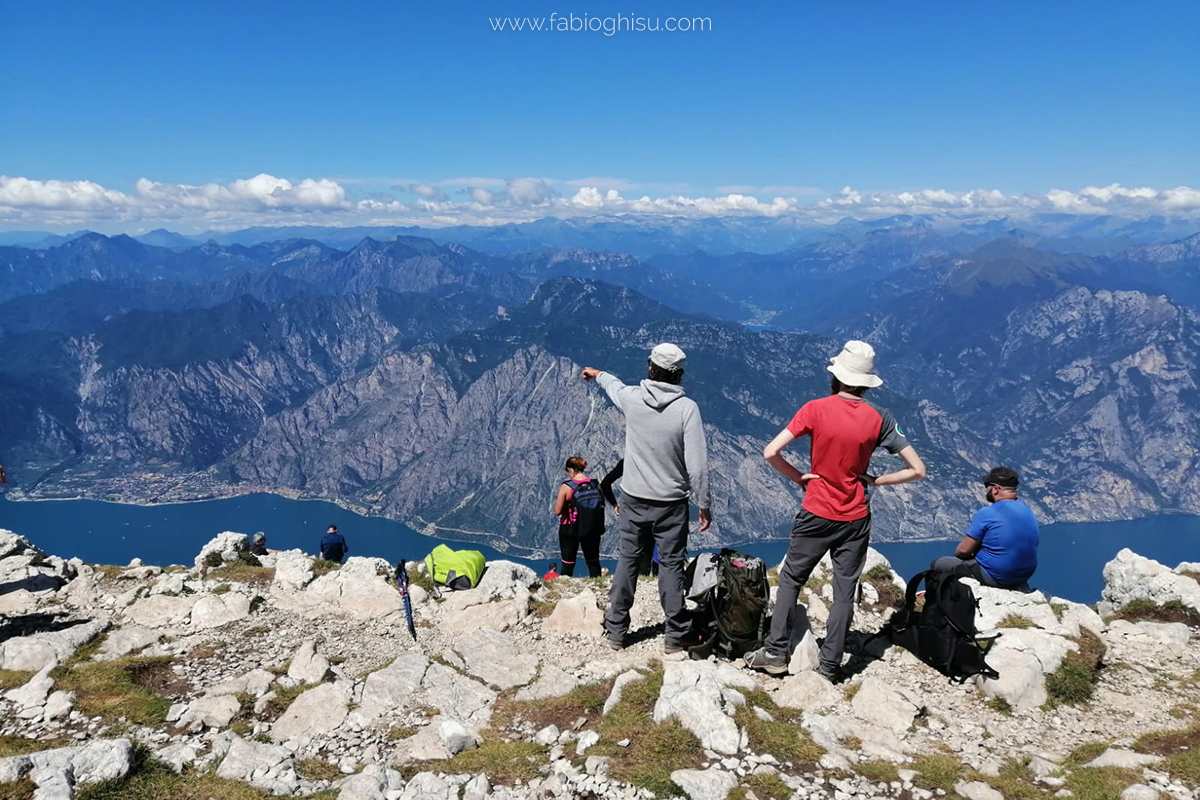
[407,183,443,199]
[716,184,824,197]
[2,173,1198,232]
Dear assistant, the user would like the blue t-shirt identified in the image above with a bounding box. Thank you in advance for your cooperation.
[967,499,1039,585]
[319,532,348,562]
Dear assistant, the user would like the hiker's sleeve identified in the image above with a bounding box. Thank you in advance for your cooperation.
[683,403,711,509]
[785,402,813,438]
[876,407,910,454]
[600,460,623,507]
[965,509,990,542]
[595,371,627,411]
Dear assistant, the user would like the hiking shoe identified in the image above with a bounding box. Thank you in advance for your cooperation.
[663,634,703,655]
[606,637,626,651]
[816,663,846,684]
[743,648,788,676]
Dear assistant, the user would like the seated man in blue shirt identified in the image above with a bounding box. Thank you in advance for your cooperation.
[931,466,1039,589]
[319,524,349,563]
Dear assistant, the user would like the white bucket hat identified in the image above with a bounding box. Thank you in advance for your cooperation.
[827,340,883,388]
[650,342,686,371]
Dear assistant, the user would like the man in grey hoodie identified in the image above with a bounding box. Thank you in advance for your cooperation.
[582,343,712,653]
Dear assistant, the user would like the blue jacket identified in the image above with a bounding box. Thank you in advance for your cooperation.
[319,532,348,562]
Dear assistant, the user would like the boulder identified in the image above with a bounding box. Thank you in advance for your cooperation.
[670,768,739,800]
[442,596,529,633]
[543,589,604,635]
[155,742,200,774]
[0,617,109,672]
[420,663,497,729]
[353,654,430,724]
[1121,785,1161,800]
[4,660,56,710]
[975,628,1077,713]
[179,694,242,730]
[338,763,406,800]
[1101,549,1200,614]
[190,592,253,629]
[1084,748,1161,769]
[653,660,755,755]
[297,557,404,619]
[472,560,540,601]
[207,668,276,698]
[44,690,75,721]
[0,738,133,796]
[271,550,316,594]
[217,736,299,795]
[194,531,250,572]
[287,640,333,685]
[452,628,539,690]
[787,606,820,674]
[399,772,456,800]
[124,594,199,628]
[1134,620,1191,646]
[955,781,1005,800]
[775,670,841,712]
[850,676,921,734]
[514,665,580,701]
[0,530,76,595]
[352,654,495,730]
[95,625,161,660]
[271,681,352,742]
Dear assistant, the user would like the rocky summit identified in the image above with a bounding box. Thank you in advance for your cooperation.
[1,528,1198,800]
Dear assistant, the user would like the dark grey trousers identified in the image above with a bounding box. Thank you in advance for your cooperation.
[930,556,1003,587]
[604,494,690,644]
[766,510,870,670]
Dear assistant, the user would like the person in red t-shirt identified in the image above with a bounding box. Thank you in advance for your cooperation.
[745,341,926,682]
[543,562,561,581]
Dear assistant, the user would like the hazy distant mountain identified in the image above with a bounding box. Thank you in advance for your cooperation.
[134,228,198,249]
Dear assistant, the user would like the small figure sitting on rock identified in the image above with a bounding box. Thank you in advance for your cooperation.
[543,562,560,580]
[318,524,348,564]
[249,531,276,556]
[930,466,1039,590]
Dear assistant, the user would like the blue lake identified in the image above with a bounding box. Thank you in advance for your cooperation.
[2,493,1196,603]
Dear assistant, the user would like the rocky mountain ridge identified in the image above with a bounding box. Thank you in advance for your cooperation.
[1,527,1198,800]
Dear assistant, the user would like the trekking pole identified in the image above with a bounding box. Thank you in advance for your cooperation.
[396,560,418,641]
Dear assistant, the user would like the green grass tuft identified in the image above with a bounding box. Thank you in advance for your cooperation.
[998,613,1034,629]
[1046,629,1105,706]
[294,759,342,783]
[0,670,34,691]
[52,656,177,725]
[1110,598,1200,627]
[439,740,546,784]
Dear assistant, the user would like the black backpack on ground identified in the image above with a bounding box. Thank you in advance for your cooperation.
[881,570,1000,683]
[685,549,771,661]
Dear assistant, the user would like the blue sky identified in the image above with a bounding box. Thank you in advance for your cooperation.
[2,0,1197,231]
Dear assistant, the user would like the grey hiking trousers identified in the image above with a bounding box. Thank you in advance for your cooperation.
[604,494,690,644]
[766,509,870,670]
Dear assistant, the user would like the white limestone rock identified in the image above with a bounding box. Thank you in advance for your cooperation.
[190,592,253,629]
[0,617,109,672]
[543,589,605,636]
[775,670,841,712]
[1101,549,1200,614]
[851,676,921,734]
[670,768,739,800]
[194,531,250,572]
[287,640,333,685]
[217,736,299,795]
[452,627,539,690]
[271,681,352,743]
[653,660,755,755]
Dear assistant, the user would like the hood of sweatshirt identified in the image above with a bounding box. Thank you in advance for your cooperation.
[639,379,687,409]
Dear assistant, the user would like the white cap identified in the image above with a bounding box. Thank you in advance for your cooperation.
[827,340,884,388]
[650,342,686,371]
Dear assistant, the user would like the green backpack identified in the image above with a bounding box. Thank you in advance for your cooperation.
[424,544,486,590]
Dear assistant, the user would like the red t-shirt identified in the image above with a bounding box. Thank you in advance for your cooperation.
[786,395,910,522]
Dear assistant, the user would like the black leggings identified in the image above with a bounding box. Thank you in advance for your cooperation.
[559,524,602,577]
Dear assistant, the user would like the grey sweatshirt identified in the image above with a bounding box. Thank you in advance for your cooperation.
[596,372,711,508]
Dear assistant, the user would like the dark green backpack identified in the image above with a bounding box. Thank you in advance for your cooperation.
[686,549,771,661]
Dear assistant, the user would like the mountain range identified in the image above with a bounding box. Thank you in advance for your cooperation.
[0,222,1198,554]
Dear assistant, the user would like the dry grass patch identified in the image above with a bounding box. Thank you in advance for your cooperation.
[729,772,792,800]
[312,559,341,577]
[260,683,310,719]
[998,614,1034,629]
[294,759,342,783]
[207,564,275,587]
[910,753,965,791]
[491,676,613,731]
[74,746,339,800]
[0,736,69,758]
[0,669,34,691]
[52,656,180,726]
[734,691,823,766]
[1063,767,1141,800]
[862,565,904,611]
[1135,724,1200,785]
[439,740,546,784]
[1046,629,1105,706]
[1110,598,1200,627]
[0,778,36,800]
